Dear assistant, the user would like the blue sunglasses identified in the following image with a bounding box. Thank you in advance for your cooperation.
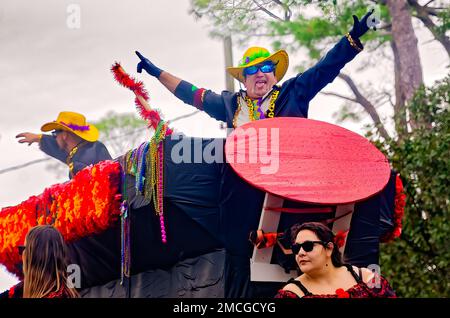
[243,62,276,76]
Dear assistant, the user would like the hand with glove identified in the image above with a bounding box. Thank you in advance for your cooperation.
[349,9,379,39]
[135,51,163,78]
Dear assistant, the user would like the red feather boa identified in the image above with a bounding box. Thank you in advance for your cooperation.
[0,160,122,276]
[111,62,168,132]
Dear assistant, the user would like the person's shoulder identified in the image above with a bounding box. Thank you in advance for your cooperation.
[354,266,376,283]
[279,75,299,88]
[78,141,111,160]
[92,140,109,149]
[81,141,101,151]
[282,276,305,298]
[277,73,307,93]
[218,89,238,98]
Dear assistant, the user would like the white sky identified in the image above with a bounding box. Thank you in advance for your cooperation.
[0,0,448,293]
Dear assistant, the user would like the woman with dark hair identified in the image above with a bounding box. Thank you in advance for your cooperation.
[21,225,78,298]
[275,222,396,298]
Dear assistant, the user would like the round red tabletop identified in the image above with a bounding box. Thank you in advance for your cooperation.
[225,117,390,205]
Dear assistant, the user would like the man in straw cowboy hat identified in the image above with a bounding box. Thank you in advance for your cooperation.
[135,10,378,129]
[16,111,112,179]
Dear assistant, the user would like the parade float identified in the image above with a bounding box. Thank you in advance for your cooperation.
[0,64,405,298]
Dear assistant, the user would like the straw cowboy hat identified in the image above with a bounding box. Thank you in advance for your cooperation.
[227,47,289,83]
[41,111,99,142]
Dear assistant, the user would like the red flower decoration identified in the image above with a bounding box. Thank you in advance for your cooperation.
[8,286,15,298]
[249,230,281,249]
[0,161,122,277]
[334,230,349,249]
[381,173,406,242]
[335,288,350,298]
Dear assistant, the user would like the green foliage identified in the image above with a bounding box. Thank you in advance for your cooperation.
[193,0,211,9]
[94,111,148,158]
[191,0,275,39]
[95,111,146,133]
[376,76,450,297]
[432,2,450,37]
[277,2,390,57]
[191,0,391,63]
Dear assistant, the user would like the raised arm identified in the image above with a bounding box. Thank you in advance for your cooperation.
[38,135,68,163]
[16,132,67,163]
[294,10,378,102]
[135,51,227,122]
[136,50,181,94]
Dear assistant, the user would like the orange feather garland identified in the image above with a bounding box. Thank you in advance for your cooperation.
[0,160,122,276]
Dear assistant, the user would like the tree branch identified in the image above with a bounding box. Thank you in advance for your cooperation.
[381,89,395,108]
[251,0,283,21]
[321,91,358,103]
[408,0,450,56]
[378,23,392,31]
[271,0,292,21]
[368,37,391,53]
[337,73,392,141]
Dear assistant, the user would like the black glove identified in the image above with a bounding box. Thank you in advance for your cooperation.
[349,9,377,39]
[135,51,163,78]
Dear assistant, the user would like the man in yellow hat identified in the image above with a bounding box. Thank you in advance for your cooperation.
[135,10,377,129]
[16,111,112,179]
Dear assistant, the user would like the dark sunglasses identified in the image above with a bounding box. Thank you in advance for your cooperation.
[243,62,276,76]
[291,241,326,254]
[51,130,63,137]
[18,245,26,256]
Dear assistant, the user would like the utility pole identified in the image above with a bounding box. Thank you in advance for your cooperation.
[223,36,235,92]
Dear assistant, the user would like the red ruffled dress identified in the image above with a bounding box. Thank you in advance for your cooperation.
[275,264,396,298]
[44,285,74,298]
[4,282,74,298]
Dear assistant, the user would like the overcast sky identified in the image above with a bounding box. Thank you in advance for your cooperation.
[0,0,447,292]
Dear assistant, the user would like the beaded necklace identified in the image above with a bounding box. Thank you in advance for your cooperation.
[233,88,280,128]
[149,121,169,244]
[66,141,87,178]
[111,62,171,281]
[119,157,130,285]
[244,97,264,121]
[266,89,279,118]
[121,121,170,245]
[245,97,256,121]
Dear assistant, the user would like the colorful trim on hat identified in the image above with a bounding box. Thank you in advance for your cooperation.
[239,49,270,67]
[60,121,90,131]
